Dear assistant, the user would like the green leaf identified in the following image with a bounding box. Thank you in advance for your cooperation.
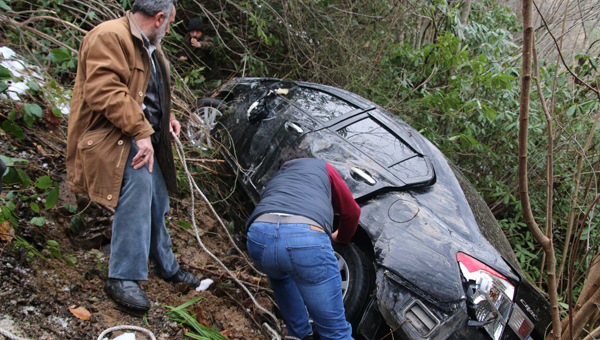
[0,65,11,80]
[23,113,34,126]
[0,83,8,93]
[1,120,24,140]
[52,106,64,118]
[47,240,59,247]
[45,183,59,210]
[2,206,18,225]
[35,176,53,189]
[8,109,17,122]
[464,134,479,147]
[0,0,12,11]
[63,204,78,214]
[30,217,46,226]
[0,155,28,167]
[70,215,86,235]
[50,48,72,63]
[23,104,43,119]
[590,57,598,71]
[178,220,192,230]
[17,169,31,187]
[27,80,40,92]
[30,202,40,213]
[64,255,77,266]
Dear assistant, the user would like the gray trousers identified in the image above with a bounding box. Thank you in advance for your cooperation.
[108,140,179,281]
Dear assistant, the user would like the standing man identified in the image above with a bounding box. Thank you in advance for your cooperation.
[245,147,360,340]
[66,0,200,314]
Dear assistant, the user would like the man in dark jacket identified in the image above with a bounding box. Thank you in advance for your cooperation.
[245,147,360,340]
[178,17,218,80]
[67,0,200,314]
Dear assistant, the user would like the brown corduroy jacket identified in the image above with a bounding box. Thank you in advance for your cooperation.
[66,11,177,207]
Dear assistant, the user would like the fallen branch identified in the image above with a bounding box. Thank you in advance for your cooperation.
[22,15,88,34]
[0,13,78,55]
[171,132,281,335]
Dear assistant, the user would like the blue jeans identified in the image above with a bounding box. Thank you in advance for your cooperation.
[108,140,179,281]
[246,221,353,340]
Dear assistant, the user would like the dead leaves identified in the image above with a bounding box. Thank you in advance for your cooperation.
[0,221,15,242]
[68,305,91,320]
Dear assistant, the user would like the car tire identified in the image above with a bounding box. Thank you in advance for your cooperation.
[333,242,375,326]
[186,98,228,148]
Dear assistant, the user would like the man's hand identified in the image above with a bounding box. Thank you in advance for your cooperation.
[132,136,154,173]
[170,119,181,139]
[191,38,203,48]
[331,229,348,244]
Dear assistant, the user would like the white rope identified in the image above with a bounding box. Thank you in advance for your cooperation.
[263,322,282,340]
[96,325,156,340]
[172,132,282,335]
[0,327,30,340]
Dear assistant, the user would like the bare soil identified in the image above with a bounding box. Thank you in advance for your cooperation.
[0,120,280,339]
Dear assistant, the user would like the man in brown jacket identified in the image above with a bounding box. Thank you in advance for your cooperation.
[66,0,199,314]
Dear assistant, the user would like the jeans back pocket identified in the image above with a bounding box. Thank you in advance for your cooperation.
[287,245,328,284]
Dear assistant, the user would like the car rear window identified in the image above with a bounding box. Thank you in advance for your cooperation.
[287,87,358,121]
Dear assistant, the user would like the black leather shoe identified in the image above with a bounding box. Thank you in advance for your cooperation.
[165,269,201,288]
[104,279,150,313]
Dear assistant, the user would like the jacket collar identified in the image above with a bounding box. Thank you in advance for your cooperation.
[127,10,157,54]
[127,11,144,44]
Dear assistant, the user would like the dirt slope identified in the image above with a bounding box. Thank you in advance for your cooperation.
[0,118,279,339]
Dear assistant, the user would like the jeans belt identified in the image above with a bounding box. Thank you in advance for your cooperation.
[254,214,325,233]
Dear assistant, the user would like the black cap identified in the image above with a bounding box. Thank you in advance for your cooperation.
[188,18,204,32]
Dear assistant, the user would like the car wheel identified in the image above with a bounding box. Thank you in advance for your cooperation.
[333,242,375,325]
[186,98,228,148]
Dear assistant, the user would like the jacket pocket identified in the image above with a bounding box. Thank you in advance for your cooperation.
[76,128,127,204]
[78,128,112,150]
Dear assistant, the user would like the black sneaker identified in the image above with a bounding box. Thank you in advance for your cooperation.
[164,269,201,288]
[104,279,150,313]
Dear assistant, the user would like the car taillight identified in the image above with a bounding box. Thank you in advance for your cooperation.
[457,252,515,340]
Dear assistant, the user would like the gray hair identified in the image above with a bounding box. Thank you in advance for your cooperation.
[131,0,177,18]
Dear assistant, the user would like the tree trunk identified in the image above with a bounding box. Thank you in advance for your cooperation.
[519,1,561,339]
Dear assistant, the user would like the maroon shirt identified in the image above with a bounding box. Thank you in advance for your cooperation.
[327,163,360,244]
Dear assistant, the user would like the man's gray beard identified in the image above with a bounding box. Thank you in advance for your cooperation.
[149,20,168,46]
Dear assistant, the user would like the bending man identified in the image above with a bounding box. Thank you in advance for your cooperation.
[246,147,360,340]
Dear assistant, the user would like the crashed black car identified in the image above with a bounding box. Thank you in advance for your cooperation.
[187,78,551,340]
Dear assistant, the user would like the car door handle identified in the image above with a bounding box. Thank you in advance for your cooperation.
[284,121,303,134]
[351,167,376,185]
